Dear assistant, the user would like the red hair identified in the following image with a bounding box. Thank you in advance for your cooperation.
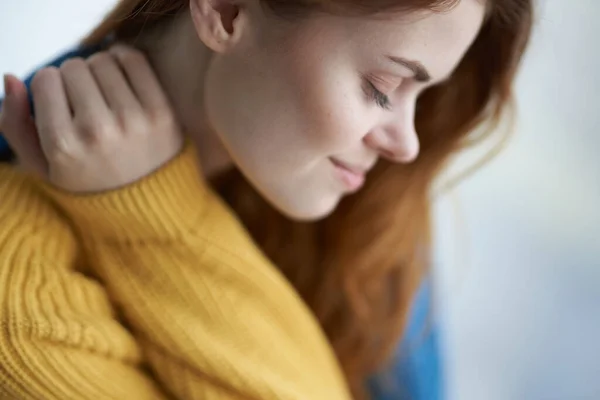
[84,1,533,398]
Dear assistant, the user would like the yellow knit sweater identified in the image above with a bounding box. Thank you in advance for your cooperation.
[0,144,351,400]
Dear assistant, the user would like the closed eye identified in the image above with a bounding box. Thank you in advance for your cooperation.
[364,80,392,110]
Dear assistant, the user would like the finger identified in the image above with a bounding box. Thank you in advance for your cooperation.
[1,74,48,176]
[87,52,141,116]
[31,67,74,152]
[109,45,170,113]
[60,58,110,121]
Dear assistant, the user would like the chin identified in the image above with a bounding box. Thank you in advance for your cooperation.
[276,196,341,222]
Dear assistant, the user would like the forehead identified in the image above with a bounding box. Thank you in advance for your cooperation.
[305,0,486,81]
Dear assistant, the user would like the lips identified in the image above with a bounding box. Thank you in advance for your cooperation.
[330,158,367,192]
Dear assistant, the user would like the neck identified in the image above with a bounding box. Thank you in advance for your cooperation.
[133,12,233,178]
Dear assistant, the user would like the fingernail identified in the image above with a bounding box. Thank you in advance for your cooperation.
[4,74,19,97]
[3,74,14,97]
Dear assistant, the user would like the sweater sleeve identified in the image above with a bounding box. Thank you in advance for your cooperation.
[46,144,352,400]
[0,168,172,400]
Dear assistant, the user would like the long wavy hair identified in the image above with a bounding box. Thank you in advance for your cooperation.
[83,0,533,398]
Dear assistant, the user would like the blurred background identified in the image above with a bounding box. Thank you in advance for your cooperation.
[1,1,598,399]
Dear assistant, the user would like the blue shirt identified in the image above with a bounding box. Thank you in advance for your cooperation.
[369,280,443,400]
[0,45,443,400]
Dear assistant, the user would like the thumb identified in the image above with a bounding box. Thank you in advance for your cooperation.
[1,74,48,176]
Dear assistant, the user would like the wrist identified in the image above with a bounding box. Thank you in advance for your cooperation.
[44,142,211,241]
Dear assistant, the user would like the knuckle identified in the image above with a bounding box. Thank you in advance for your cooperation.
[86,51,113,68]
[118,47,147,67]
[77,119,109,142]
[123,111,148,135]
[59,58,87,75]
[53,134,72,154]
[149,108,175,131]
[30,67,60,93]
[72,113,116,146]
[88,52,121,73]
[47,132,77,164]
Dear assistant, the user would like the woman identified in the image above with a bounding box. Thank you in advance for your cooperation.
[0,0,532,399]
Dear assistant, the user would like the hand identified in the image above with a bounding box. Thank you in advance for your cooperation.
[0,74,47,173]
[0,45,183,193]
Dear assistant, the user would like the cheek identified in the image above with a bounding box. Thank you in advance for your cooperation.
[204,38,368,174]
[281,54,368,155]
[203,55,279,153]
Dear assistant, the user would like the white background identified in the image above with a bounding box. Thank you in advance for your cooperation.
[1,1,598,399]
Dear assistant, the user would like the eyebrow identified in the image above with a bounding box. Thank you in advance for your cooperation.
[386,55,431,83]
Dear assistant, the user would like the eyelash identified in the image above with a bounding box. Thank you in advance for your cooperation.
[364,80,392,110]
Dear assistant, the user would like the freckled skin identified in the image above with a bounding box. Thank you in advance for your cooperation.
[194,0,485,220]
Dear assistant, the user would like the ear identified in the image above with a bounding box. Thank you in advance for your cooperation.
[189,0,249,53]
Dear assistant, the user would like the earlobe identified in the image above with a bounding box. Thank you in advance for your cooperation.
[189,0,245,53]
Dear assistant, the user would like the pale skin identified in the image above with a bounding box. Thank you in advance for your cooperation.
[1,46,183,193]
[0,0,485,219]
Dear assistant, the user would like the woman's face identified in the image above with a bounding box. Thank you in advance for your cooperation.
[201,0,485,220]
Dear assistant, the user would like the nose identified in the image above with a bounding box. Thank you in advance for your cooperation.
[363,103,420,163]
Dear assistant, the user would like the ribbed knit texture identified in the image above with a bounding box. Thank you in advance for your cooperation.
[0,144,351,400]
